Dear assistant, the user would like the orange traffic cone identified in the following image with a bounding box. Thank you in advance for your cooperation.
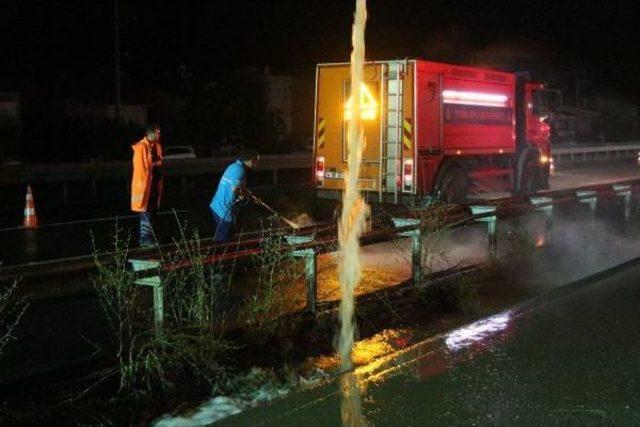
[23,185,38,229]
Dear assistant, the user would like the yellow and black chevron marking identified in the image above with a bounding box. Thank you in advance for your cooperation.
[317,117,326,148]
[402,117,412,150]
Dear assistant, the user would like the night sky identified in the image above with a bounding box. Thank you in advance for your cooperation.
[2,0,639,102]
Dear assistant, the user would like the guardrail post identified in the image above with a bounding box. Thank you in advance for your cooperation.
[411,230,422,284]
[286,236,317,313]
[488,220,497,256]
[304,250,317,312]
[530,196,553,243]
[392,218,422,286]
[129,259,164,338]
[576,190,598,222]
[152,282,164,335]
[613,184,632,220]
[470,206,498,258]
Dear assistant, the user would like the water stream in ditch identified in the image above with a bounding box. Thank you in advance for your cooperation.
[337,0,370,425]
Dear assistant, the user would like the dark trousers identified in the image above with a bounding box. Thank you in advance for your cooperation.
[212,210,233,242]
[139,180,158,246]
[139,211,155,245]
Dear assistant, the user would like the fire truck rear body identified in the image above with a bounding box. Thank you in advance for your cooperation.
[313,59,551,203]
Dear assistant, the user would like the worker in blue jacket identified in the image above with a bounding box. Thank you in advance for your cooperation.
[209,151,259,241]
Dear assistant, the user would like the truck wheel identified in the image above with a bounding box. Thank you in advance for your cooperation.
[437,167,468,203]
[517,153,539,194]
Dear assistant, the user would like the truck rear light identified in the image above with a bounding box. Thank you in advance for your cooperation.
[403,159,413,191]
[316,156,325,185]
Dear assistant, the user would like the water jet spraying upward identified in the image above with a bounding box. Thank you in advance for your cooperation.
[338,0,369,425]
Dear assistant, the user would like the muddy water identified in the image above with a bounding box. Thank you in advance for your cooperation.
[218,261,640,426]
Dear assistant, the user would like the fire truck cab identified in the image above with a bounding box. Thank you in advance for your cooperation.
[313,59,557,203]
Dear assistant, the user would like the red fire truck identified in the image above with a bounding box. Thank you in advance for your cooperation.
[313,59,557,203]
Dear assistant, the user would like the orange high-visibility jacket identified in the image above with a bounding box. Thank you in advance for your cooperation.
[131,138,163,212]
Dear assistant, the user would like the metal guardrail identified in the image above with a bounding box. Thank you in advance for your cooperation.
[2,142,640,187]
[0,153,313,186]
[552,142,640,164]
[0,222,337,284]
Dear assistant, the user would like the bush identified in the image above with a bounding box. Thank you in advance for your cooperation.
[403,202,460,274]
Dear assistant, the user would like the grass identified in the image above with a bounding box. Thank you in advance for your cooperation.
[89,212,310,397]
[243,216,305,329]
[0,279,28,357]
[91,216,232,395]
[163,216,232,328]
[90,223,139,392]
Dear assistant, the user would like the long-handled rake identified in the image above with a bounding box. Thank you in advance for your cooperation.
[244,189,300,229]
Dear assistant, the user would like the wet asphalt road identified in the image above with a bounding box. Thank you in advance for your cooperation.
[218,260,640,426]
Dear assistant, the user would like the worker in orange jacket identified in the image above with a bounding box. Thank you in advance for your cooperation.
[131,124,163,247]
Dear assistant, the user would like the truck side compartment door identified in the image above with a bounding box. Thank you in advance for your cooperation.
[416,71,443,194]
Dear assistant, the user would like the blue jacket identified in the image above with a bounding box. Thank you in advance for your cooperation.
[210,159,246,220]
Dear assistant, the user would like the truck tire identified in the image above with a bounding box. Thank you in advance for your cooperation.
[436,166,468,203]
[516,150,540,194]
